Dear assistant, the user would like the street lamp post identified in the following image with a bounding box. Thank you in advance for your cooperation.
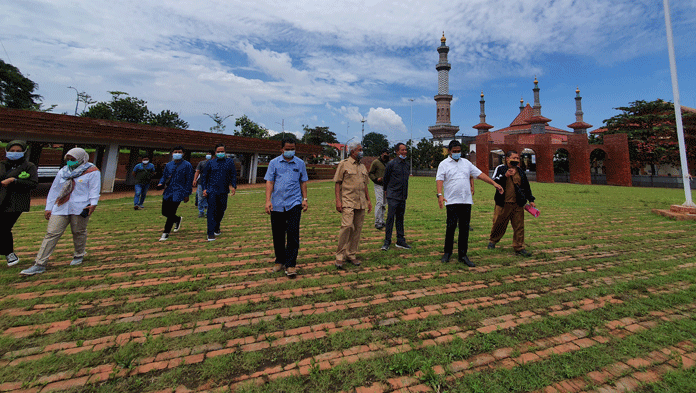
[344,137,355,161]
[275,119,285,139]
[361,117,366,146]
[67,86,79,116]
[409,98,414,175]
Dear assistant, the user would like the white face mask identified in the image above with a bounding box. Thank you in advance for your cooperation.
[142,160,149,165]
[205,154,212,160]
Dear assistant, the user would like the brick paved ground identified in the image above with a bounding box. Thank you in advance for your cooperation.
[1,179,695,392]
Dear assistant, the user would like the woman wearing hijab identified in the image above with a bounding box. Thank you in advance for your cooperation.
[1,140,38,267]
[20,147,100,276]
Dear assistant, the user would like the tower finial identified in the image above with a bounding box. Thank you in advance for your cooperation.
[576,86,580,96]
[480,90,484,98]
[534,75,538,85]
[441,31,446,43]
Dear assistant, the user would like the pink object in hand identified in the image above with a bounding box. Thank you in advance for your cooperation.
[524,204,540,218]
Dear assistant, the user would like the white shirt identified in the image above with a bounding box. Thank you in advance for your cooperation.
[435,157,482,205]
[45,168,101,215]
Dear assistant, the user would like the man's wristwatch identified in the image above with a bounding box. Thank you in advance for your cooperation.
[303,198,308,201]
[436,193,442,197]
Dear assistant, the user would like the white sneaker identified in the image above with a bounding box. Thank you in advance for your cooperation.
[207,237,216,242]
[6,253,19,267]
[159,233,169,242]
[173,217,182,232]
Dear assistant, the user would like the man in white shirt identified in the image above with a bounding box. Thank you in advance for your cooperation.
[436,140,503,266]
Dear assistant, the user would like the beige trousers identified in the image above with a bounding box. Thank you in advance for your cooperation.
[35,214,90,266]
[336,207,366,262]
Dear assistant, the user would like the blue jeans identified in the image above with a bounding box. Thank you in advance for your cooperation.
[134,183,150,206]
[197,184,208,214]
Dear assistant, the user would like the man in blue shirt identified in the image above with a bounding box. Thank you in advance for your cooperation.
[200,143,237,241]
[131,154,156,210]
[157,146,194,241]
[264,138,308,277]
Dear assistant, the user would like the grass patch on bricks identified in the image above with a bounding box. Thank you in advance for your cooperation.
[0,178,695,392]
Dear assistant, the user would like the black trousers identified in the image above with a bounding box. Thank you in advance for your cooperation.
[0,212,22,255]
[444,204,472,256]
[206,193,228,238]
[384,198,406,245]
[161,199,182,234]
[270,204,302,268]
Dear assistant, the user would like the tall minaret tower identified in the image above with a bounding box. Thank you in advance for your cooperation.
[472,91,493,134]
[567,87,592,135]
[428,32,459,142]
[528,76,552,134]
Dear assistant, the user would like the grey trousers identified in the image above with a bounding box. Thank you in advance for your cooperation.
[373,184,386,227]
[35,214,90,266]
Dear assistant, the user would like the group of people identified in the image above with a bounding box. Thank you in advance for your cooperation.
[1,138,536,277]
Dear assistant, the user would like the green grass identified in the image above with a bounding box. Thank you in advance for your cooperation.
[0,178,694,392]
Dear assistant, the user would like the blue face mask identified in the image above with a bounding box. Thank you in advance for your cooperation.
[66,160,79,168]
[283,150,295,159]
[172,153,183,160]
[6,152,24,161]
[205,154,212,160]
[216,153,226,159]
[451,153,461,160]
[399,154,407,160]
[356,152,364,159]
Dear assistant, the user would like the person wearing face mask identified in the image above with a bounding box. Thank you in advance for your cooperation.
[334,142,372,269]
[20,147,100,276]
[1,140,38,267]
[381,142,411,251]
[192,151,213,218]
[131,154,156,210]
[368,148,390,230]
[436,140,503,266]
[264,138,308,277]
[199,143,237,242]
[156,146,194,242]
[487,150,537,257]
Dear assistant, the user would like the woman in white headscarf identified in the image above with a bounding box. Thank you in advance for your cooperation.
[20,147,101,276]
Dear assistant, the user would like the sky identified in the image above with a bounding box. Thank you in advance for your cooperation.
[2,0,696,146]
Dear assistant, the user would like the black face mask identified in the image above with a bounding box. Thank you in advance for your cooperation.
[381,155,389,161]
[509,160,519,167]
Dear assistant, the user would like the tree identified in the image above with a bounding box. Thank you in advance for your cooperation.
[362,132,389,157]
[234,115,269,138]
[83,91,150,123]
[204,113,233,134]
[301,125,338,145]
[150,110,189,129]
[603,99,696,174]
[399,138,445,170]
[0,59,46,110]
[82,91,188,129]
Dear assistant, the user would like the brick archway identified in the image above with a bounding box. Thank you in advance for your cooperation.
[475,132,630,186]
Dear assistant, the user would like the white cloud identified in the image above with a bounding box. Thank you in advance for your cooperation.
[366,107,407,135]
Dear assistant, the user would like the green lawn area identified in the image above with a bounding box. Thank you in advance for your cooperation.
[0,177,695,393]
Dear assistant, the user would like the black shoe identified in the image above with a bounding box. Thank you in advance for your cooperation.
[459,255,475,267]
[487,242,495,250]
[395,242,411,250]
[380,244,389,252]
[515,249,532,257]
[441,253,451,263]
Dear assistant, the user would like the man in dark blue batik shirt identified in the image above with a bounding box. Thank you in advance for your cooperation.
[200,143,237,241]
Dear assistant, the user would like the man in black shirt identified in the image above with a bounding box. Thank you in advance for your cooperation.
[381,143,411,251]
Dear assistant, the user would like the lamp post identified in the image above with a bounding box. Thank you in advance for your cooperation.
[275,119,285,139]
[344,137,355,161]
[361,117,366,146]
[409,98,414,175]
[67,86,79,116]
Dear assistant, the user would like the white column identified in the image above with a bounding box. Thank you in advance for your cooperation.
[248,153,259,184]
[100,143,120,193]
